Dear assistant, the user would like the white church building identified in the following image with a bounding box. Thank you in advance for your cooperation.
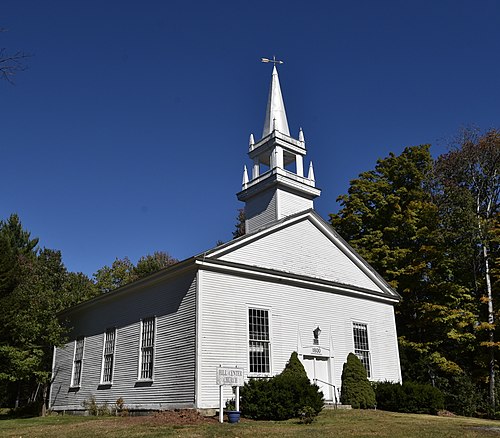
[49,64,401,412]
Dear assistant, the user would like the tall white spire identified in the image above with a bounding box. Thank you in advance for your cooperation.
[238,62,321,234]
[262,66,290,138]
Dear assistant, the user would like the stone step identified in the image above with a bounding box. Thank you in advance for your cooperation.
[324,403,352,410]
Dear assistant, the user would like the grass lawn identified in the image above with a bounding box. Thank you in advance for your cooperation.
[2,409,500,438]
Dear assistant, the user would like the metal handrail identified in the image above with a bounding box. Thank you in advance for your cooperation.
[313,378,339,406]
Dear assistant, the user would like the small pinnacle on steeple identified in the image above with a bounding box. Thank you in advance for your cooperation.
[242,165,249,188]
[308,161,315,182]
[298,128,305,143]
[249,133,255,151]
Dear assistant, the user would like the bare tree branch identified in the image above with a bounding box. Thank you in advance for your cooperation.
[1,27,31,84]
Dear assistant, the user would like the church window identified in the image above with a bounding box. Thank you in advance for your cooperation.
[72,336,85,387]
[101,328,116,384]
[248,308,270,374]
[139,317,155,380]
[353,322,371,377]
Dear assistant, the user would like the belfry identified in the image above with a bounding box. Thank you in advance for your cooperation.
[237,65,321,234]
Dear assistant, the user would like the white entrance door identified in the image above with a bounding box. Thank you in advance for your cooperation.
[302,356,332,401]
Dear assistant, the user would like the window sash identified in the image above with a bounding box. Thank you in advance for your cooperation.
[353,323,371,377]
[140,318,155,380]
[72,337,84,386]
[102,354,114,383]
[248,308,270,374]
[102,328,116,383]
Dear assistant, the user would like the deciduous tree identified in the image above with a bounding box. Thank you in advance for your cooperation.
[435,128,500,410]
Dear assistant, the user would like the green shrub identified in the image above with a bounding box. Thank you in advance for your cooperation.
[240,352,323,421]
[373,381,405,412]
[81,395,112,416]
[82,395,98,415]
[443,374,483,417]
[340,353,376,409]
[375,381,444,415]
[299,405,316,424]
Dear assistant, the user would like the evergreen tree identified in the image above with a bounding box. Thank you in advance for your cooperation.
[241,352,323,420]
[0,215,95,412]
[340,353,376,408]
[233,208,246,239]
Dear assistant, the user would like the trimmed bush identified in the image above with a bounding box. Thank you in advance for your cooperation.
[340,353,376,409]
[240,352,324,421]
[374,381,444,415]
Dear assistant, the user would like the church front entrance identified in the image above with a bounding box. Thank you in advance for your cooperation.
[302,356,332,401]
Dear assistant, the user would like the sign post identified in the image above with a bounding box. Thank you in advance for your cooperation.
[216,366,244,423]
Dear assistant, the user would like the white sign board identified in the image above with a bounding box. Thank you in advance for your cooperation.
[302,345,330,358]
[216,367,244,386]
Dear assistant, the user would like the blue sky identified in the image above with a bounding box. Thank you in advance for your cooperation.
[2,0,500,277]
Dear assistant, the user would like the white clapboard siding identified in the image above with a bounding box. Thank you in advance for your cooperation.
[245,188,277,233]
[197,269,400,409]
[218,217,382,292]
[277,189,313,219]
[50,343,73,407]
[51,271,197,411]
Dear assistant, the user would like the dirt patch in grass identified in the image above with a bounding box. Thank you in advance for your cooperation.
[124,409,219,426]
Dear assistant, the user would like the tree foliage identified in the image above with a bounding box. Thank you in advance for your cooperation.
[0,213,177,412]
[94,251,178,294]
[331,129,500,415]
[233,208,246,239]
[374,381,444,414]
[0,215,96,412]
[331,145,475,380]
[435,128,500,409]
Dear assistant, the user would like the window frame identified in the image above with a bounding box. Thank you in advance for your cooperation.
[137,316,156,381]
[247,306,272,377]
[100,327,117,385]
[71,336,85,388]
[352,321,372,378]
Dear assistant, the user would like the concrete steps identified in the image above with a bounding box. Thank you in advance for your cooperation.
[324,403,352,410]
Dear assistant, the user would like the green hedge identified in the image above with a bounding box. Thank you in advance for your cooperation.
[240,352,324,421]
[374,381,444,414]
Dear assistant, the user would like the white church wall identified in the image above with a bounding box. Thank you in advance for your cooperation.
[277,188,313,219]
[245,187,277,233]
[50,271,197,411]
[218,218,383,292]
[197,268,400,409]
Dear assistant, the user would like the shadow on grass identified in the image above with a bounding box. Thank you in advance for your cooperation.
[0,406,41,420]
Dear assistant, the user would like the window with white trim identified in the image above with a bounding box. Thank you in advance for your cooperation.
[72,336,85,386]
[101,328,116,384]
[248,308,270,374]
[353,322,371,377]
[139,317,155,380]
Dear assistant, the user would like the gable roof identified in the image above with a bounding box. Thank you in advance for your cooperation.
[62,210,399,317]
[202,209,400,302]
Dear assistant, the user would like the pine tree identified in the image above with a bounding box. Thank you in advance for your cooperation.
[340,353,376,409]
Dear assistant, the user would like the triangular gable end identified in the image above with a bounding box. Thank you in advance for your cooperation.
[207,211,398,299]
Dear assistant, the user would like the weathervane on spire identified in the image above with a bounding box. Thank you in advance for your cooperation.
[261,56,284,66]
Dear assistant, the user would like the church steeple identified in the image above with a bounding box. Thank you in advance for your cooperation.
[262,66,290,137]
[237,63,321,234]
